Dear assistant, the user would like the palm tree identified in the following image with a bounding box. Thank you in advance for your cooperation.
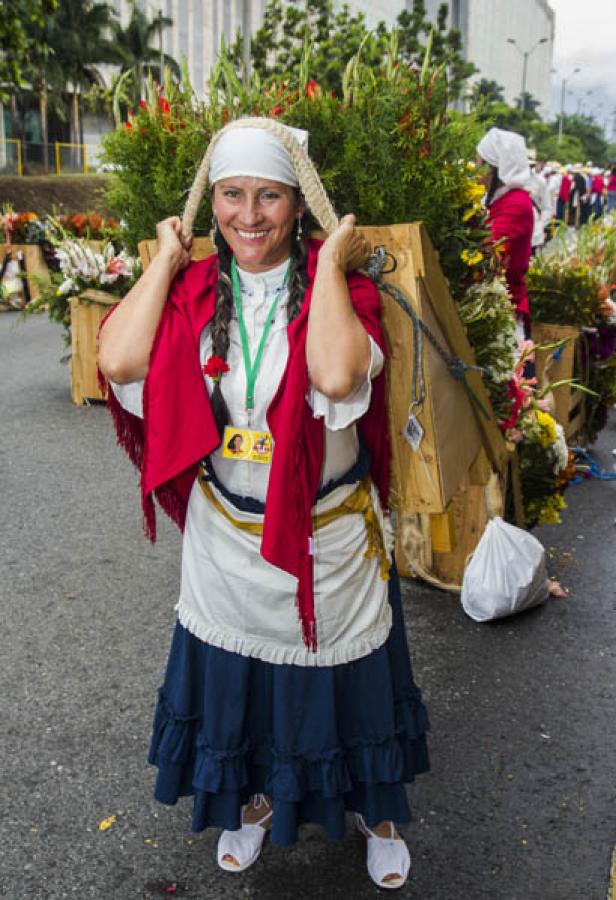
[112,1,179,107]
[46,0,123,148]
[22,17,68,169]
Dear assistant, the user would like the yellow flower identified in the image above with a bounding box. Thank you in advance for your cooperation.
[535,409,558,448]
[462,204,483,223]
[464,180,486,203]
[460,248,484,266]
[98,814,118,831]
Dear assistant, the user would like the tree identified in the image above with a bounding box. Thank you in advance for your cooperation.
[21,14,70,168]
[555,114,610,165]
[112,0,180,108]
[0,0,57,98]
[468,78,505,109]
[246,0,475,97]
[44,0,124,146]
[396,1,476,98]
[515,91,541,115]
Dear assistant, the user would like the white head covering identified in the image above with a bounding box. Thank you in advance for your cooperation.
[477,127,531,187]
[209,123,309,187]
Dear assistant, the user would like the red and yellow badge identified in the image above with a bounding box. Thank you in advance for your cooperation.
[202,354,229,382]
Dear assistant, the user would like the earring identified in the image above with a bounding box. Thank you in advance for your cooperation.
[210,215,219,243]
[296,217,303,238]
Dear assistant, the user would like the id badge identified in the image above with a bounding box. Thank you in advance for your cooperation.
[403,412,424,451]
[222,426,273,464]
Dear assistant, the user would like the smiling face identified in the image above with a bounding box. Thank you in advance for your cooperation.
[211,176,304,273]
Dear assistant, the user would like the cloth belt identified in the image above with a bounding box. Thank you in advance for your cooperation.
[198,470,390,581]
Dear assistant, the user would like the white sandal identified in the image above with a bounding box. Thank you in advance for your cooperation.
[217,794,273,873]
[355,813,411,890]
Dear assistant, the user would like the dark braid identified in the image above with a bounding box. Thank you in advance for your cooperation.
[286,212,310,323]
[210,225,234,435]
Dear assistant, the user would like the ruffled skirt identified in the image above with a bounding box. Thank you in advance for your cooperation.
[148,566,430,848]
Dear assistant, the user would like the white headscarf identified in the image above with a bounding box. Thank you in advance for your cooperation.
[209,123,309,187]
[477,127,531,188]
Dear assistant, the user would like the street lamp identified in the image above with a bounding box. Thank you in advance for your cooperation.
[507,36,549,108]
[558,67,581,144]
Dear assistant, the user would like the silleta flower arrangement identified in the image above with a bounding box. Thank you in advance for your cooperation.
[54,239,138,298]
[26,237,140,353]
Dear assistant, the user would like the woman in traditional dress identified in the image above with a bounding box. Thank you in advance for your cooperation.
[98,118,429,890]
[476,127,534,340]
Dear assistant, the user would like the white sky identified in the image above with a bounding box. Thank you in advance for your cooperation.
[548,0,616,137]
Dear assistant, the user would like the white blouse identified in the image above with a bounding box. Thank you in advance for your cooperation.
[112,258,392,666]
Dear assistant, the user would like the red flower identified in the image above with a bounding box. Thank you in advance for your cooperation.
[270,104,284,117]
[158,96,170,114]
[305,80,320,98]
[124,121,133,130]
[138,99,148,110]
[202,355,230,380]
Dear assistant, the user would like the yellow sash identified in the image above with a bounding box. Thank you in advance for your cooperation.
[198,471,390,581]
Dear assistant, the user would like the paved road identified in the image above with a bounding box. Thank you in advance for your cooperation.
[1,313,615,900]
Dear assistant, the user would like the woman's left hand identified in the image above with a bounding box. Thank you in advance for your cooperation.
[320,214,371,272]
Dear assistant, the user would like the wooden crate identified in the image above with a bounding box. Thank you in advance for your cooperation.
[532,322,585,441]
[0,243,49,304]
[69,289,118,405]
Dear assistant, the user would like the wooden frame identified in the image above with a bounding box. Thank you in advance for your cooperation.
[0,243,49,303]
[532,322,585,441]
[69,289,118,405]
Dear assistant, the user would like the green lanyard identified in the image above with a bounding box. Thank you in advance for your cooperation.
[230,256,290,412]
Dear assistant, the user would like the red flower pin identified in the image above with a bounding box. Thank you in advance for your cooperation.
[202,355,229,381]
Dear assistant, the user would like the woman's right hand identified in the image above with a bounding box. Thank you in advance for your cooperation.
[156,216,193,276]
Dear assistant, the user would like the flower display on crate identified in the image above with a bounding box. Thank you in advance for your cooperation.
[98,45,608,535]
[0,210,39,244]
[25,237,140,353]
[528,218,616,442]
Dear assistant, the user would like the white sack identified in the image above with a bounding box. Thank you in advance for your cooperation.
[461,517,549,622]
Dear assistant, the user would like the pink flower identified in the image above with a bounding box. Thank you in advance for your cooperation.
[107,257,127,275]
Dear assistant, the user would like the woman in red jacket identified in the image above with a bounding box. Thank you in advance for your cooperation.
[476,128,535,339]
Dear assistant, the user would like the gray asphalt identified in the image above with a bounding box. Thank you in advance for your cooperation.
[1,312,615,900]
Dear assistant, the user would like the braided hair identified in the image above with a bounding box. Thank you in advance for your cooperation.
[209,205,310,437]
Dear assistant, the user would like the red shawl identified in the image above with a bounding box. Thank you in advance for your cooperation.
[103,238,390,650]
[487,189,534,324]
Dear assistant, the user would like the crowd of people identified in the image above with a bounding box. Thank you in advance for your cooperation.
[477,126,614,341]
[533,159,616,235]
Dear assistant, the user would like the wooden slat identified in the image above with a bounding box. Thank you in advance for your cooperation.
[69,295,117,404]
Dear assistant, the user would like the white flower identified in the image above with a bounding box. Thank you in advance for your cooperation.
[57,278,75,295]
[551,423,569,473]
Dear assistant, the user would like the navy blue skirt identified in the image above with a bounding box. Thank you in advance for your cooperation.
[148,566,430,848]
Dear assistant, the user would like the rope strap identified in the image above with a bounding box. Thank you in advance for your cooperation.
[364,247,491,420]
[198,471,391,581]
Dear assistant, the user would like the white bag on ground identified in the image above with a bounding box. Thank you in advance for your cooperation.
[461,517,549,622]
